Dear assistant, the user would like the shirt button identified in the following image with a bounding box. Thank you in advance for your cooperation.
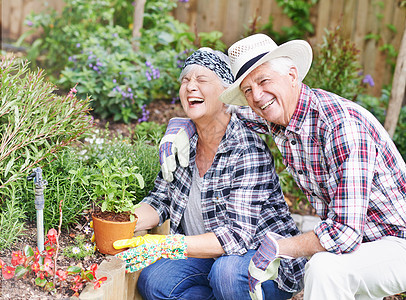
[291,140,297,145]
[298,170,304,175]
[295,127,300,132]
[319,183,325,188]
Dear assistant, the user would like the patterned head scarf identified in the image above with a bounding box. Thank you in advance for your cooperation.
[182,49,235,84]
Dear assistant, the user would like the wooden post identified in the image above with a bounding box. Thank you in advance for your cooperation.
[132,0,146,51]
[384,27,406,138]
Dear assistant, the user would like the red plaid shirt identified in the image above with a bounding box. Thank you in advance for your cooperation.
[240,84,406,254]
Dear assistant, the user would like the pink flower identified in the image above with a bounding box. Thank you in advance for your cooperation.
[56,269,68,281]
[2,266,15,279]
[46,228,58,245]
[11,251,25,266]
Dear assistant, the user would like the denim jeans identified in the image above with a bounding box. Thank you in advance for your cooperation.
[137,249,292,300]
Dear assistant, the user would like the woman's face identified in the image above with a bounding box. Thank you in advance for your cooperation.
[179,65,226,123]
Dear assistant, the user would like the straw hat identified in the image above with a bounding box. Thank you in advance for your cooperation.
[219,34,313,106]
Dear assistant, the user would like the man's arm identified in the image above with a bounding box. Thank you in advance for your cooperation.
[278,231,326,258]
[185,233,225,258]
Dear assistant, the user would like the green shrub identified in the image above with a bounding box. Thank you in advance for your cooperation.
[24,0,226,123]
[0,188,26,251]
[0,56,93,189]
[357,88,406,160]
[305,28,365,100]
[78,126,162,200]
[22,149,92,231]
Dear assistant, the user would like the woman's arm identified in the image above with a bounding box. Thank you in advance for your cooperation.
[134,203,160,231]
[185,232,225,258]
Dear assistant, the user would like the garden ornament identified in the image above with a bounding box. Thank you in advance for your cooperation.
[114,234,187,273]
[27,167,48,252]
[219,33,312,106]
[248,232,293,300]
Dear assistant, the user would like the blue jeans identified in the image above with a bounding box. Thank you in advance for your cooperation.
[137,249,292,300]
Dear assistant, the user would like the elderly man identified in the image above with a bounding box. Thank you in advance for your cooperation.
[159,34,406,300]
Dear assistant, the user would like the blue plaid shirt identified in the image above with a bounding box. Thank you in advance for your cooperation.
[239,84,406,254]
[143,114,307,292]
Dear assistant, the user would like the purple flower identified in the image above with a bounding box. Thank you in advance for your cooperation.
[113,79,117,83]
[26,20,33,27]
[76,43,81,48]
[362,74,375,87]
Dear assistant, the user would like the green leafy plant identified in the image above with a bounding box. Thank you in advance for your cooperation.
[357,88,406,161]
[63,235,95,260]
[0,56,93,189]
[258,0,317,44]
[86,158,145,220]
[77,126,161,200]
[305,27,365,100]
[0,187,26,251]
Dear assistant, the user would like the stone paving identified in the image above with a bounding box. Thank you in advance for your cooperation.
[291,214,321,233]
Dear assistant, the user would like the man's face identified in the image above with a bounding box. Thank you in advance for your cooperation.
[240,63,299,127]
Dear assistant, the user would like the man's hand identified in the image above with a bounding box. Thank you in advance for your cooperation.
[114,234,187,273]
[159,118,196,182]
[249,232,291,300]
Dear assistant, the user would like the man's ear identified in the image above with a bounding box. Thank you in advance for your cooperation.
[288,66,299,87]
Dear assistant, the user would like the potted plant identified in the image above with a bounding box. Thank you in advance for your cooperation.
[89,157,145,255]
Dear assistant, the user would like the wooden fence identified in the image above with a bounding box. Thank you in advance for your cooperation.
[2,0,405,95]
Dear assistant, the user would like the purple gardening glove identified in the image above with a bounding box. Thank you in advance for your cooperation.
[159,118,196,182]
[248,232,292,300]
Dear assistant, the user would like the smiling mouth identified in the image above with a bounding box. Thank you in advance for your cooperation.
[188,98,204,104]
[260,98,275,110]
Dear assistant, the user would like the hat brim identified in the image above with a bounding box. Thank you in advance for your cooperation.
[219,40,312,106]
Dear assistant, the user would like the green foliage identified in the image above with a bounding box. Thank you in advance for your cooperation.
[305,28,365,100]
[78,126,162,200]
[58,25,160,123]
[24,0,226,123]
[261,135,307,204]
[0,188,26,251]
[132,121,167,145]
[22,149,93,231]
[357,88,406,161]
[24,0,116,75]
[63,235,95,259]
[0,56,93,189]
[86,158,144,218]
[259,0,317,44]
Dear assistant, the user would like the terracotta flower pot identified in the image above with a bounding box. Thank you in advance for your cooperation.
[92,213,137,255]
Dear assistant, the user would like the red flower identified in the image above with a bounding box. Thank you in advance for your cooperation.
[11,251,25,266]
[46,229,58,245]
[0,258,4,269]
[31,262,40,274]
[46,247,55,257]
[56,269,67,281]
[94,276,107,289]
[2,266,15,279]
[43,257,54,274]
[90,263,98,275]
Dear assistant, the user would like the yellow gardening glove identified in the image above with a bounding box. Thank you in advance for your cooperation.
[113,234,167,249]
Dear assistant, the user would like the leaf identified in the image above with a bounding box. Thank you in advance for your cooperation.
[67,266,82,274]
[24,245,34,257]
[4,156,15,178]
[134,174,145,189]
[15,266,28,279]
[35,277,47,287]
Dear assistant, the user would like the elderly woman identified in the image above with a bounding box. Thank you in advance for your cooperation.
[114,48,306,300]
